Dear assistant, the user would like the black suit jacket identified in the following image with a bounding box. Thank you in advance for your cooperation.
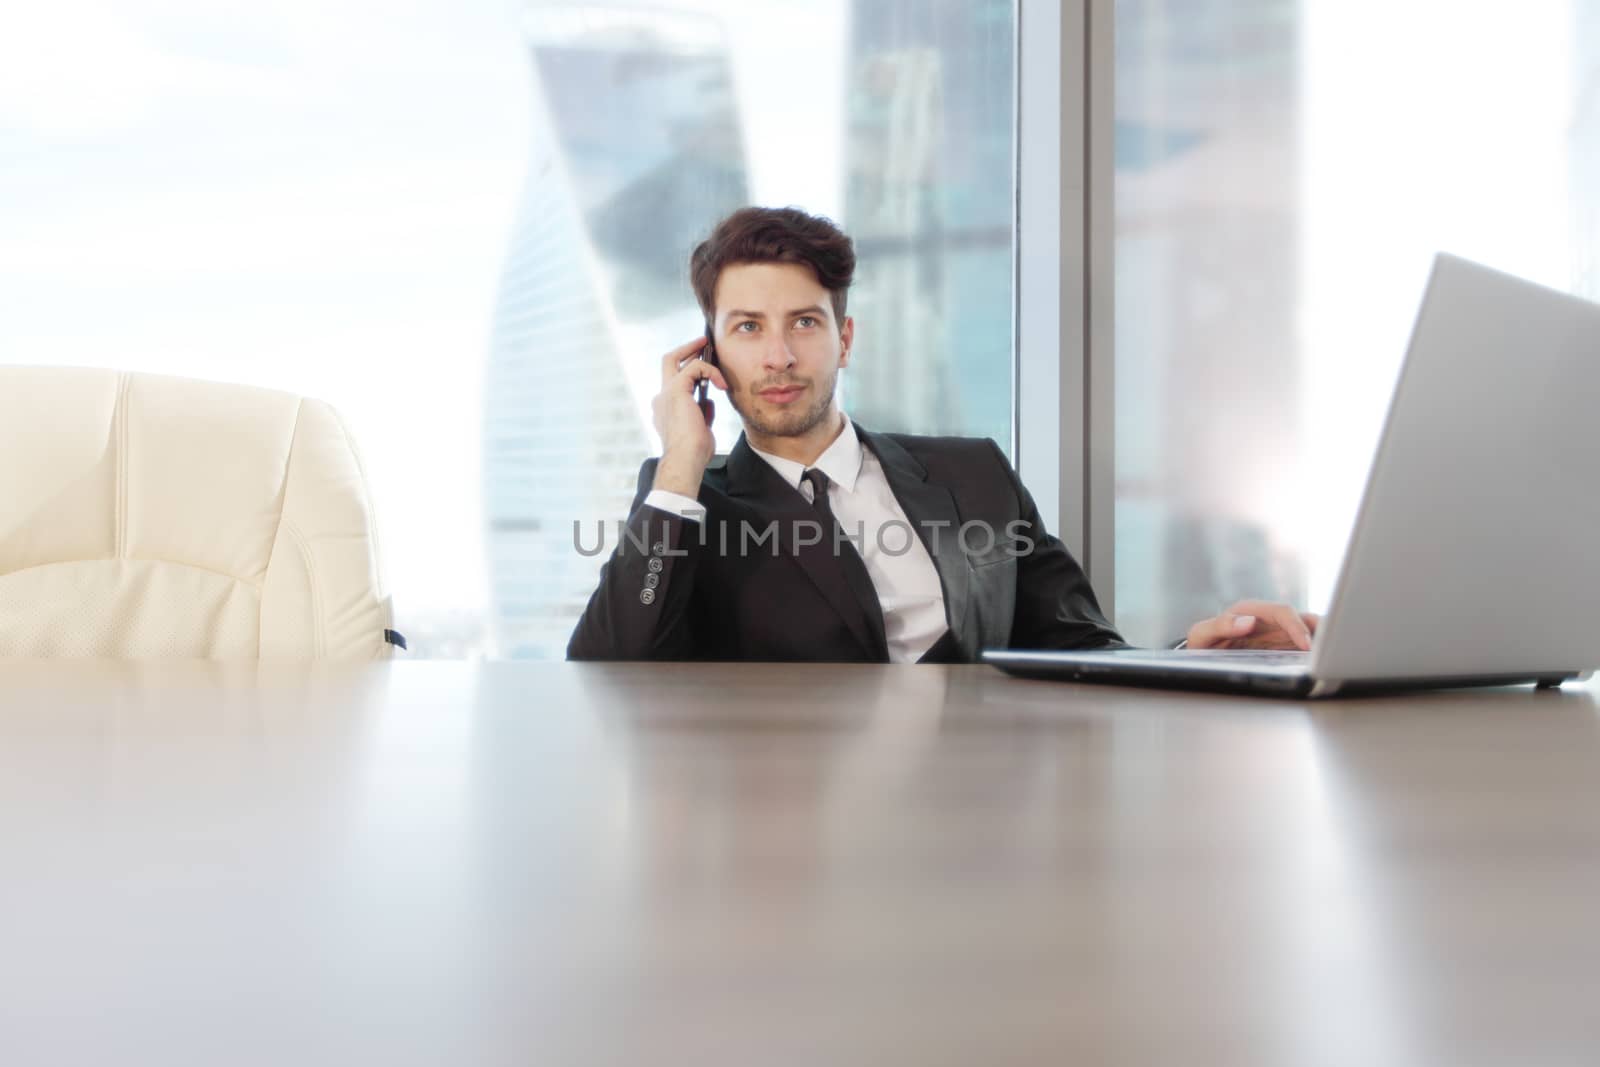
[566,427,1124,662]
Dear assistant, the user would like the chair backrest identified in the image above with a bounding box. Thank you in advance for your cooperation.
[0,367,395,660]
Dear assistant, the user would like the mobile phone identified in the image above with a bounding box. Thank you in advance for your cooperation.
[696,324,717,404]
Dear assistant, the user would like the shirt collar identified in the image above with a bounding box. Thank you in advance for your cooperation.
[747,414,864,495]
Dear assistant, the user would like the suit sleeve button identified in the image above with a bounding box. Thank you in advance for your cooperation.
[639,588,656,605]
[647,558,664,574]
[644,573,660,589]
[652,541,668,555]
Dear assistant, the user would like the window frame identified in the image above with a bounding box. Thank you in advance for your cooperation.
[1015,0,1116,616]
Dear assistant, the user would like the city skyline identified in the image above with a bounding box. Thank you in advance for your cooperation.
[483,0,1019,657]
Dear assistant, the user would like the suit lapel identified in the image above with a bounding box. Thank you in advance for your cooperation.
[724,436,887,660]
[858,428,971,653]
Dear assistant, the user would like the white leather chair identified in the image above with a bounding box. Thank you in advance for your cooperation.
[0,367,397,660]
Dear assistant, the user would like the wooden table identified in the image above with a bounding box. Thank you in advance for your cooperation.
[2,662,1598,1066]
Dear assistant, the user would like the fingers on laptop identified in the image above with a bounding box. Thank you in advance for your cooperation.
[1185,612,1253,649]
[1236,600,1315,650]
[1190,601,1315,651]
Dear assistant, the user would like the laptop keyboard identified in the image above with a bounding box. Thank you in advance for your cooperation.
[1173,649,1310,666]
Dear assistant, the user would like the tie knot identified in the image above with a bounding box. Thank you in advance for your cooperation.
[802,467,830,505]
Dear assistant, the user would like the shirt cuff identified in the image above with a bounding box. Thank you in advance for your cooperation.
[643,489,706,523]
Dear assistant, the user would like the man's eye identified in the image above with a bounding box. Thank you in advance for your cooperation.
[795,316,816,328]
[736,321,757,332]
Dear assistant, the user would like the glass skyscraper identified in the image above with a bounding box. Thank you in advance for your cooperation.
[484,4,749,658]
[843,0,1016,446]
[484,1,1020,657]
[1113,0,1305,646]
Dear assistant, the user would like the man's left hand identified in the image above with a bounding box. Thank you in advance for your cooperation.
[1186,600,1320,651]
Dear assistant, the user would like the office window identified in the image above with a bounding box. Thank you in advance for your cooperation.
[488,1,1016,659]
[1113,0,1600,646]
[3,0,1016,658]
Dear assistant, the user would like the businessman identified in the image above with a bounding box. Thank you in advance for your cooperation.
[568,207,1315,662]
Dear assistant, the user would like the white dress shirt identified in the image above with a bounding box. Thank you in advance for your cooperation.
[643,417,950,662]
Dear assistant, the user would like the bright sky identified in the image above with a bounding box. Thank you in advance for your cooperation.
[0,0,845,618]
[1298,0,1580,607]
[1,0,532,616]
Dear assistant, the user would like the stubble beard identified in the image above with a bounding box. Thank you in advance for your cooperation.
[730,372,838,440]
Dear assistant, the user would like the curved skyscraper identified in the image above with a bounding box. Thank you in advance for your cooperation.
[484,4,748,658]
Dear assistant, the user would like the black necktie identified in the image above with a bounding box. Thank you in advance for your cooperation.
[803,468,887,661]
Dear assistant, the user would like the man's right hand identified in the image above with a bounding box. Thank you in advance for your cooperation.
[651,335,728,498]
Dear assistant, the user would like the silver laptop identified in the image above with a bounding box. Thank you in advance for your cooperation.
[986,254,1600,698]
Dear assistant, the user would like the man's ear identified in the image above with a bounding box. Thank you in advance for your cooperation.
[838,316,855,367]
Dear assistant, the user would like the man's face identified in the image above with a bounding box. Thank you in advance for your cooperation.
[710,261,853,441]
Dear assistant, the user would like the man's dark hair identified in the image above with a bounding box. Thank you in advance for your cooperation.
[690,206,856,326]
